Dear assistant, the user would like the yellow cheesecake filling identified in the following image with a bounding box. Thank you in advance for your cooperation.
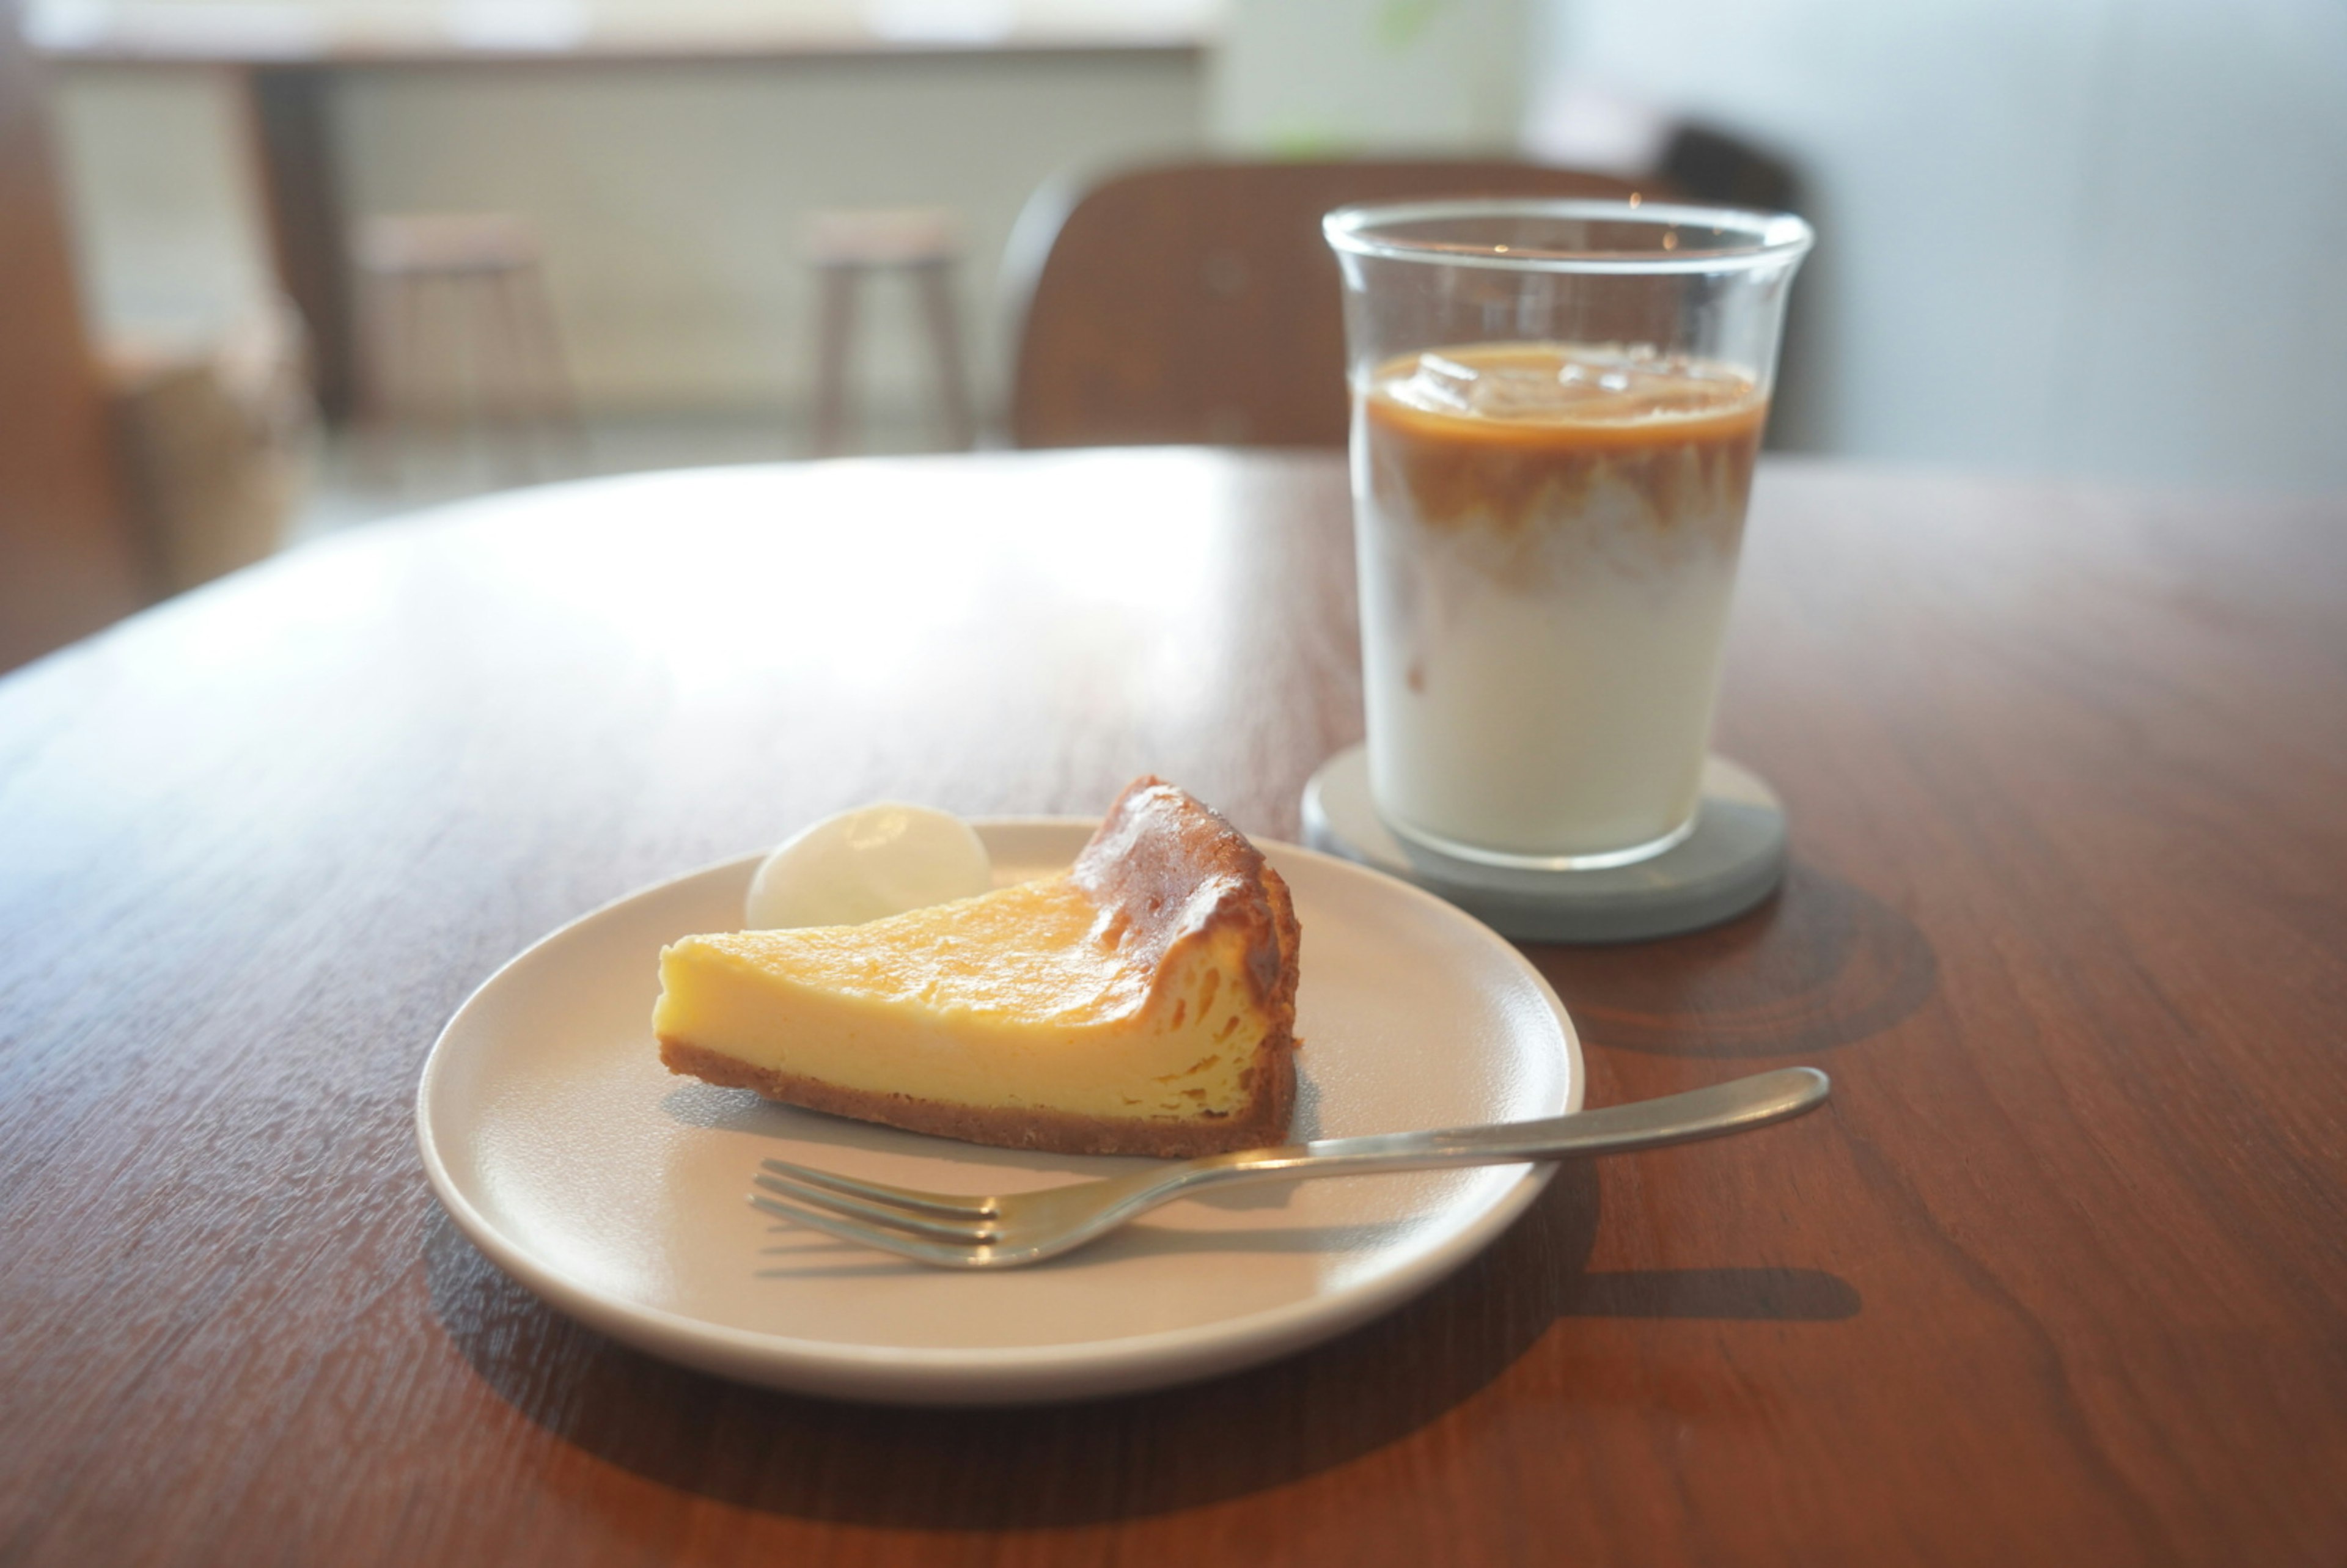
[651,874,1270,1121]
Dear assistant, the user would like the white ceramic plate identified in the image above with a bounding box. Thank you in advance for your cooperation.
[416,821,1581,1405]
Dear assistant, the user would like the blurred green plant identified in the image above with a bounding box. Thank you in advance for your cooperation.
[1375,0,1449,50]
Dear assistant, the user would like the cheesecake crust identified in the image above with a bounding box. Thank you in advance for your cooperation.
[661,1028,1296,1158]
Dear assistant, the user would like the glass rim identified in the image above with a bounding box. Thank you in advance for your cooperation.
[1323,197,1814,275]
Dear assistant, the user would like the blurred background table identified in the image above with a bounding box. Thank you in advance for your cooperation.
[3,449,2343,1566]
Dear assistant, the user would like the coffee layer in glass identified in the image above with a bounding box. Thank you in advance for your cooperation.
[1356,342,1763,863]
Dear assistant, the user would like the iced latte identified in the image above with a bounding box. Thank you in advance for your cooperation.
[1357,343,1765,863]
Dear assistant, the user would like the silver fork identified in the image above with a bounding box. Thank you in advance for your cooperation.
[749,1066,1830,1269]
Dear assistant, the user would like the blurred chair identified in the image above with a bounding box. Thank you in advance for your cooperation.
[1002,160,1651,450]
[804,207,975,457]
[352,213,581,479]
[1658,123,1802,219]
[1654,124,1814,449]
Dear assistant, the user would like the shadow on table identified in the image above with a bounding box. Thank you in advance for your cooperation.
[1530,861,1940,1058]
[425,1164,1859,1528]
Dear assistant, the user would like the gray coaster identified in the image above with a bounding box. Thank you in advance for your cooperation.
[1301,745,1787,943]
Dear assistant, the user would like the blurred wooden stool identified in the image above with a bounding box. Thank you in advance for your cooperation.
[805,208,975,456]
[352,213,581,478]
[103,302,315,593]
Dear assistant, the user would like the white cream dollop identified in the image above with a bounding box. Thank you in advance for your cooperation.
[743,803,993,930]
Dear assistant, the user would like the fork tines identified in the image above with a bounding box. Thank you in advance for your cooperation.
[752,1158,999,1245]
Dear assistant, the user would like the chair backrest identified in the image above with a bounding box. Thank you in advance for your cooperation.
[1004,159,1654,450]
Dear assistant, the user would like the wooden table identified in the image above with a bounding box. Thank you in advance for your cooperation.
[4,450,2343,1566]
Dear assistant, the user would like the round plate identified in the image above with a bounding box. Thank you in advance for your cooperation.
[416,821,1581,1405]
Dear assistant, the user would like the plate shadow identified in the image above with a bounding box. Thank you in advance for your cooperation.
[425,1162,1859,1528]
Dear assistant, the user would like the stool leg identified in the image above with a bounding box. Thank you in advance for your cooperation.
[417,271,466,463]
[503,263,586,470]
[811,263,859,458]
[914,259,975,452]
[475,268,537,483]
[353,268,407,485]
[444,270,495,480]
[390,268,444,483]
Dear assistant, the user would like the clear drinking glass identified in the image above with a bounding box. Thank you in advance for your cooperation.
[1324,199,1813,870]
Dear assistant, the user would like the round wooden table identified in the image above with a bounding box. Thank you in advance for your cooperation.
[4,449,2343,1566]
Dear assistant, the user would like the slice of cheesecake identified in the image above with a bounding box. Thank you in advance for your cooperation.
[653,777,1301,1157]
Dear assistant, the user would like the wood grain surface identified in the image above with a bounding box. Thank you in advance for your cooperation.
[2,450,2343,1567]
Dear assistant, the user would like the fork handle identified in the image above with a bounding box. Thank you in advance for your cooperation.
[1192,1067,1830,1185]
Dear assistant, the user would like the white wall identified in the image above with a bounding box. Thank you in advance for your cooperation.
[1530,0,2347,492]
[1211,0,1526,153]
[51,49,1205,422]
[50,67,279,348]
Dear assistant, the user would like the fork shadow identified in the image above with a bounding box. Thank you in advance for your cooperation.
[751,1215,1432,1279]
[425,1162,1859,1529]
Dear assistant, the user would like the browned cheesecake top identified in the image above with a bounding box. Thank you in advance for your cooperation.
[1073,775,1301,1026]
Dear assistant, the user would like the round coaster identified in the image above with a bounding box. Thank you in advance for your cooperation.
[1301,746,1787,943]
